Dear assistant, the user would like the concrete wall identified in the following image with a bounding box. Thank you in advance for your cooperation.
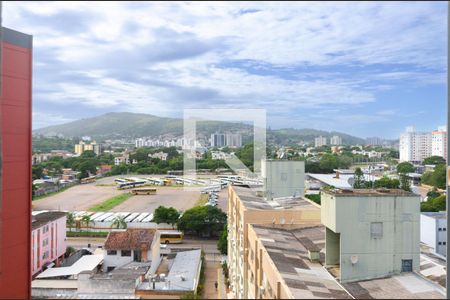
[421,214,437,253]
[321,192,420,283]
[325,228,340,266]
[31,288,76,298]
[262,160,305,199]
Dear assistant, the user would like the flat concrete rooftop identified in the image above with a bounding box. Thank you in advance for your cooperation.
[323,188,417,197]
[233,185,317,210]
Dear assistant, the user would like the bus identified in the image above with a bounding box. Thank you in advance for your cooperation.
[159,230,184,244]
[117,180,146,190]
[131,188,157,195]
[80,176,96,184]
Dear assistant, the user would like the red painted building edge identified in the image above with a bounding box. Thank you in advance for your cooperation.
[0,27,32,300]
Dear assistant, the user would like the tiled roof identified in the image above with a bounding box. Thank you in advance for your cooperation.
[252,225,353,299]
[32,211,66,230]
[104,229,156,250]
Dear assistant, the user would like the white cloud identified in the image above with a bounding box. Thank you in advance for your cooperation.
[3,1,447,130]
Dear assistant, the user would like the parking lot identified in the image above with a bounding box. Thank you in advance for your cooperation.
[33,174,230,213]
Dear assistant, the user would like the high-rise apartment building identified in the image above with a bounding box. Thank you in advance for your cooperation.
[226,133,242,148]
[314,136,327,147]
[432,126,447,161]
[211,133,226,148]
[74,140,101,156]
[399,126,432,162]
[330,135,342,145]
[0,27,33,299]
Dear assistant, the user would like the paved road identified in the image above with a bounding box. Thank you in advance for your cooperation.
[33,184,124,211]
[110,188,200,213]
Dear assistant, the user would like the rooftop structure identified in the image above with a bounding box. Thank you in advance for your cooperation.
[321,189,421,283]
[104,229,156,250]
[261,159,305,199]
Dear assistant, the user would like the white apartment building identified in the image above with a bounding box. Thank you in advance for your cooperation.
[399,126,432,162]
[315,136,327,148]
[226,133,242,148]
[432,126,447,161]
[330,135,342,146]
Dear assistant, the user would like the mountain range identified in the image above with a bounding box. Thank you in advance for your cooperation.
[33,112,367,145]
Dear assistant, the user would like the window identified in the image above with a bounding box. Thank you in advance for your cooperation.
[370,222,383,239]
[107,266,115,272]
[42,251,49,260]
[107,250,117,255]
[42,238,48,247]
[444,228,447,231]
[438,242,442,245]
[121,250,132,256]
[443,242,447,245]
[439,228,443,231]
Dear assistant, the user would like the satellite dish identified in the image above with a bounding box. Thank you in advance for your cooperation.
[350,255,358,264]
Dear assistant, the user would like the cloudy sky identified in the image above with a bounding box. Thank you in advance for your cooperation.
[3,1,447,138]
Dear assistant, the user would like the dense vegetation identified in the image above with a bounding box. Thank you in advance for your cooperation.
[421,164,446,189]
[421,189,446,212]
[217,225,228,255]
[177,205,227,237]
[152,206,180,227]
[33,136,77,153]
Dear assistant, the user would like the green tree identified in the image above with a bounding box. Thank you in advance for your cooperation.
[423,156,446,165]
[373,177,400,189]
[81,215,94,232]
[66,212,75,232]
[399,173,411,192]
[111,216,127,229]
[431,164,446,189]
[353,167,365,189]
[397,162,414,174]
[319,154,339,173]
[426,188,441,200]
[80,150,97,158]
[77,160,98,179]
[217,225,228,255]
[421,195,446,212]
[152,206,180,227]
[177,206,227,237]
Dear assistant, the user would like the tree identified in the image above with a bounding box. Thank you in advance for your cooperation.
[373,177,400,189]
[421,195,446,212]
[399,173,411,192]
[319,154,339,173]
[426,188,441,201]
[81,215,94,232]
[423,156,446,165]
[152,206,180,227]
[353,167,365,189]
[431,164,446,189]
[217,225,228,255]
[397,162,414,174]
[77,160,98,179]
[80,150,97,158]
[177,206,227,237]
[111,216,127,229]
[66,212,75,232]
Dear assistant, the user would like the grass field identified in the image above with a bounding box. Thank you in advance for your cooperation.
[89,193,133,212]
[196,194,209,206]
[66,231,109,237]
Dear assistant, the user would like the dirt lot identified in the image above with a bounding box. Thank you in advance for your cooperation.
[110,187,200,213]
[32,183,124,211]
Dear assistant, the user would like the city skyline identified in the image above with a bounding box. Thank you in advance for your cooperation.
[3,2,447,139]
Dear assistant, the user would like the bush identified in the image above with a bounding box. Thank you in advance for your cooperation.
[421,195,446,212]
[305,193,320,205]
[65,246,76,258]
[217,225,228,255]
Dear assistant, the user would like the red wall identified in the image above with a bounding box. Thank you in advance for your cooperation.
[0,36,32,298]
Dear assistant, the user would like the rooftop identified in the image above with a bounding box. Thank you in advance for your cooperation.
[322,188,417,197]
[422,212,447,220]
[32,211,66,230]
[104,229,156,251]
[233,185,317,210]
[252,224,352,299]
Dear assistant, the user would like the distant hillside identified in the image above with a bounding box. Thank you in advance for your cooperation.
[33,112,365,145]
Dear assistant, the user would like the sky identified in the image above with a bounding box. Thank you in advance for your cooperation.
[3,1,448,139]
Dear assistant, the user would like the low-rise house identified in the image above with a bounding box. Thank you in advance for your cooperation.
[149,151,169,161]
[31,211,67,277]
[103,229,161,274]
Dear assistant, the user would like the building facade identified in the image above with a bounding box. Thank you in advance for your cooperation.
[321,189,420,283]
[431,126,447,161]
[0,27,33,299]
[226,133,242,148]
[330,135,342,146]
[211,133,226,148]
[227,185,321,299]
[103,229,161,275]
[31,212,67,277]
[421,212,447,258]
[399,126,432,162]
[261,160,305,199]
[314,136,327,147]
[75,140,101,156]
